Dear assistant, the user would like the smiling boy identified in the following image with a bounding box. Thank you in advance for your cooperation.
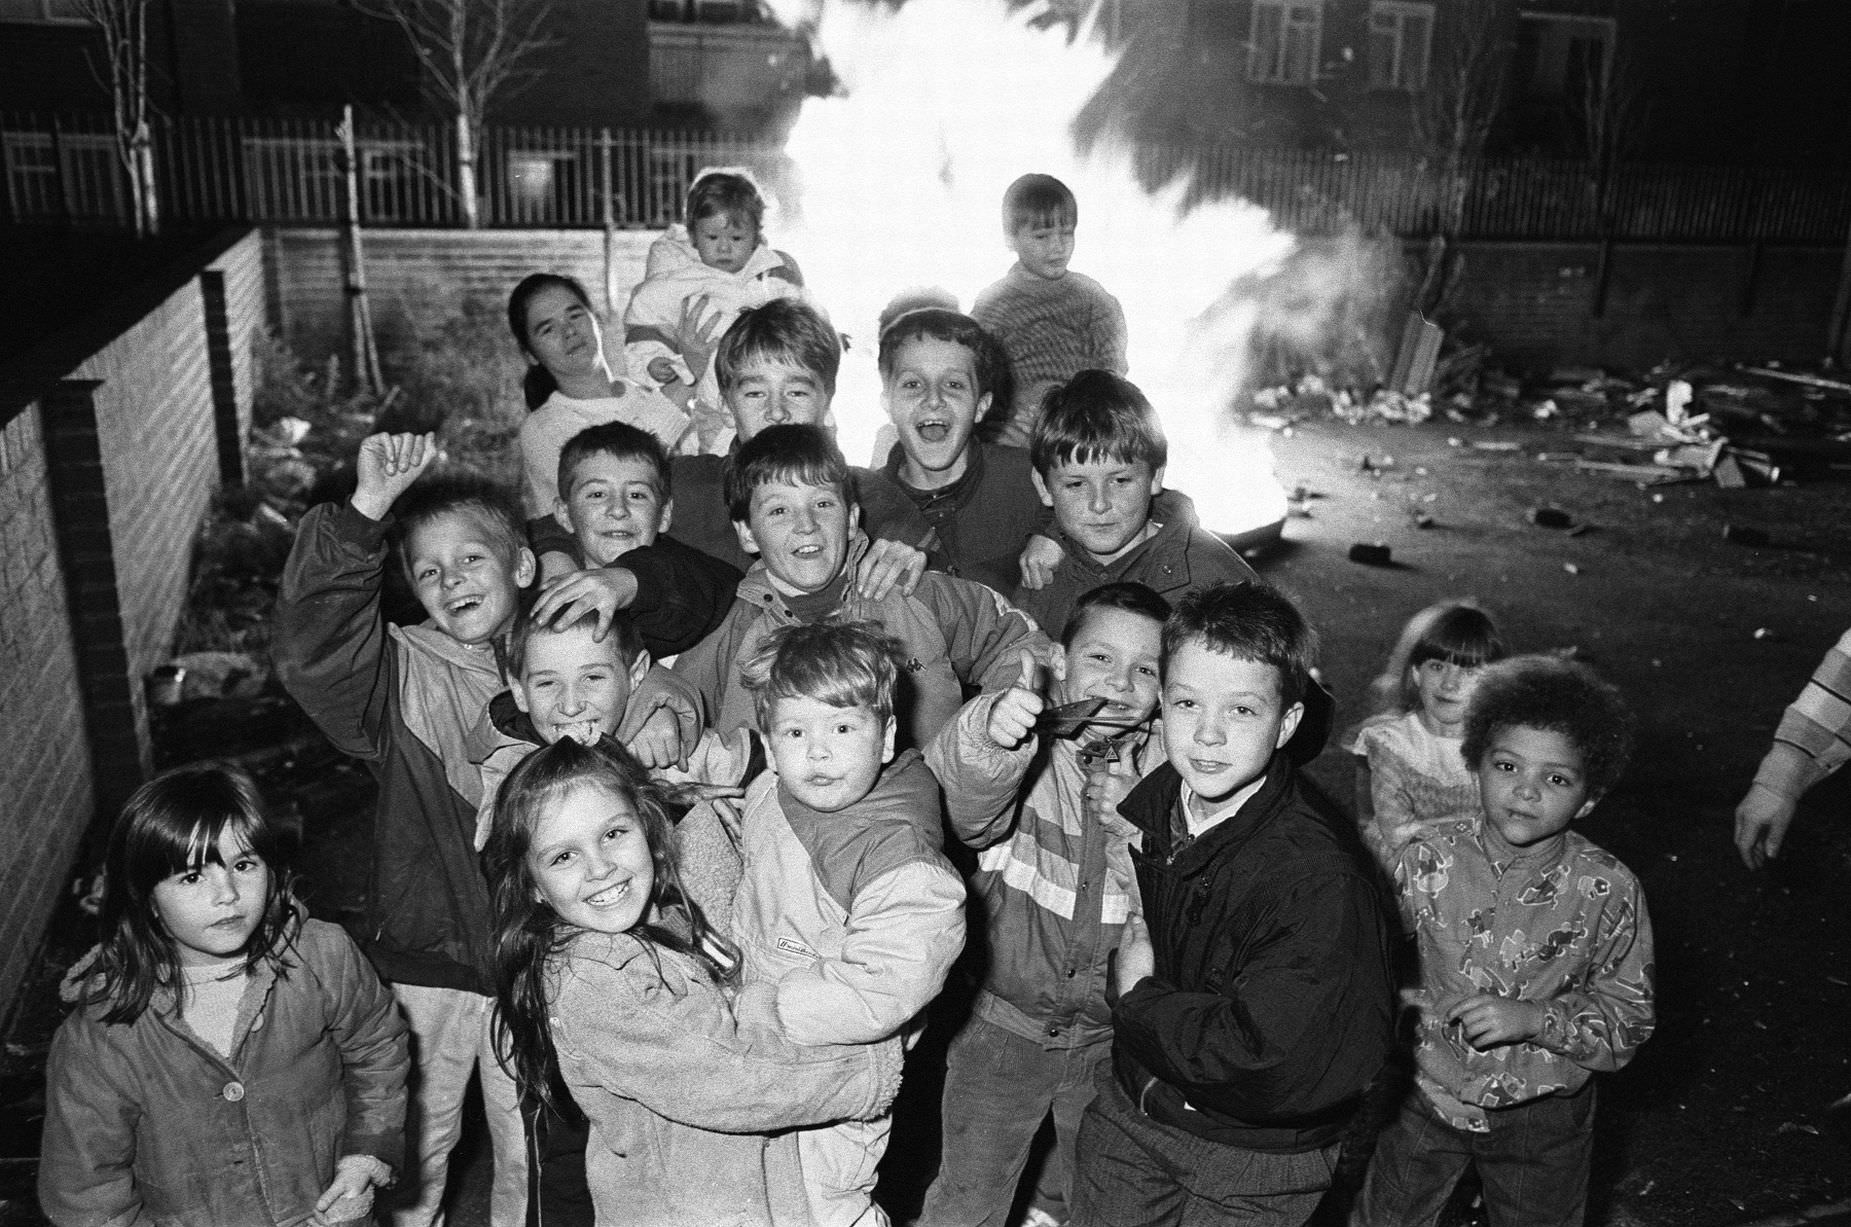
[1012,370,1258,637]
[672,423,1048,750]
[877,307,1046,589]
[1070,581,1392,1227]
[1354,655,1653,1227]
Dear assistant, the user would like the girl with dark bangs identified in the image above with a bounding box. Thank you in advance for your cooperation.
[39,762,407,1226]
[484,737,902,1227]
[1349,601,1508,867]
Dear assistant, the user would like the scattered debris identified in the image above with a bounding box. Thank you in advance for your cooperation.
[1348,543,1393,565]
[1529,507,1575,529]
[1754,627,1778,640]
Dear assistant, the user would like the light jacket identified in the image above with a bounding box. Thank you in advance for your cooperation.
[673,532,1049,750]
[276,500,504,992]
[39,914,408,1227]
[547,928,903,1227]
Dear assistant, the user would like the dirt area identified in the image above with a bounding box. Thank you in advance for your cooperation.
[2,411,1848,1227]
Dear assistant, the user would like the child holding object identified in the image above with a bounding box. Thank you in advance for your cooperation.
[485,737,902,1227]
[510,273,696,517]
[1348,601,1506,867]
[1352,655,1654,1227]
[40,763,408,1227]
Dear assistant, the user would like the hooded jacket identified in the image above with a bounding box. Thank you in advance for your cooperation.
[1109,754,1394,1153]
[39,913,408,1227]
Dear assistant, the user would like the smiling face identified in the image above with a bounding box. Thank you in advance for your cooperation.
[1054,606,1163,736]
[522,283,604,381]
[1034,456,1163,566]
[1161,640,1302,810]
[405,511,535,646]
[723,356,830,441]
[691,210,761,274]
[527,781,655,934]
[513,622,650,746]
[557,453,671,567]
[737,478,857,596]
[764,695,895,813]
[152,826,271,966]
[1475,723,1597,853]
[1010,218,1075,281]
[1411,657,1483,737]
[884,335,991,491]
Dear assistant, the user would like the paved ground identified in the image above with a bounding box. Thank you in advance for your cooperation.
[3,411,1849,1227]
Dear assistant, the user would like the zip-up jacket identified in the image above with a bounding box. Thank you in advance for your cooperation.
[1110,755,1394,1153]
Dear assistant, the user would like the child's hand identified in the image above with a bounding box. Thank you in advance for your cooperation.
[647,356,682,386]
[311,1157,382,1226]
[985,651,1046,750]
[1446,994,1545,1049]
[1084,753,1138,829]
[677,293,725,383]
[624,700,690,771]
[1734,782,1797,869]
[530,568,640,639]
[1017,533,1064,590]
[1113,912,1155,996]
[351,432,438,521]
[855,539,927,600]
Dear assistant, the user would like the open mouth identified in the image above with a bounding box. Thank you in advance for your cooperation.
[584,880,632,908]
[446,594,485,616]
[915,419,951,444]
[791,544,824,559]
[549,720,604,745]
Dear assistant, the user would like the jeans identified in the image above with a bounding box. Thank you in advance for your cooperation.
[917,1014,1110,1227]
[1069,1063,1339,1227]
[387,983,528,1227]
[1351,1082,1595,1227]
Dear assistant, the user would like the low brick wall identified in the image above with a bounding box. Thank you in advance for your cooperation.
[0,227,266,1024]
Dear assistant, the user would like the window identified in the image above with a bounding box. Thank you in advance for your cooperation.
[1247,0,1322,85]
[1518,11,1614,98]
[1369,2,1432,90]
[0,0,85,22]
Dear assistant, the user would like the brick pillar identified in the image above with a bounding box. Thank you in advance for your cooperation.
[40,380,149,826]
[200,270,245,486]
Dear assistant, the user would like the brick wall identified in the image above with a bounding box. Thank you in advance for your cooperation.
[0,228,266,1024]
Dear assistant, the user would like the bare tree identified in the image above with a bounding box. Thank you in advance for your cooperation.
[75,0,158,236]
[1409,2,1509,312]
[354,0,557,228]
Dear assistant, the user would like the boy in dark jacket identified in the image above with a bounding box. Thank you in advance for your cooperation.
[1071,581,1393,1227]
[276,432,687,1227]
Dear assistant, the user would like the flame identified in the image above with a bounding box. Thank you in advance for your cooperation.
[764,0,1295,535]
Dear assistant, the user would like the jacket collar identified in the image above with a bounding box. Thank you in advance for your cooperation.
[1119,752,1296,871]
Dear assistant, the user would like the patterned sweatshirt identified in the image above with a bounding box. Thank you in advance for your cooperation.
[971,263,1126,431]
[1349,710,1481,869]
[1395,825,1655,1131]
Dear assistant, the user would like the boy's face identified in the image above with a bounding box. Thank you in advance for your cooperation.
[883,335,991,488]
[765,694,896,813]
[1475,724,1598,852]
[406,511,536,646]
[723,356,830,442]
[736,478,857,596]
[1009,217,1075,281]
[513,622,652,745]
[1033,456,1164,565]
[556,453,672,567]
[1053,606,1163,736]
[1160,639,1302,808]
[691,211,760,274]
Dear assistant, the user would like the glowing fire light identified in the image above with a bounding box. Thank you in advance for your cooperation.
[757,0,1296,536]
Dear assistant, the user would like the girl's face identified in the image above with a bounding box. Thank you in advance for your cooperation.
[1410,656,1482,737]
[526,781,654,934]
[152,826,271,966]
[691,211,760,274]
[522,284,604,379]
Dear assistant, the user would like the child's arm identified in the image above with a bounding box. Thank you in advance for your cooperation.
[620,663,706,771]
[313,921,411,1180]
[770,861,967,1048]
[1450,873,1655,1071]
[1736,626,1851,867]
[527,513,580,584]
[37,1018,149,1227]
[1095,289,1129,375]
[530,537,743,659]
[919,576,1051,696]
[925,656,1041,848]
[559,938,904,1132]
[275,433,438,760]
[669,608,742,721]
[1111,871,1386,1121]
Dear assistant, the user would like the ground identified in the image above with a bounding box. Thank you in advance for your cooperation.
[2,412,1848,1227]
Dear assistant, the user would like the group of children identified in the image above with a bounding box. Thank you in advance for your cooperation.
[38,165,1656,1227]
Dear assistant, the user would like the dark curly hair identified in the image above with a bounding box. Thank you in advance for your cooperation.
[1461,655,1635,797]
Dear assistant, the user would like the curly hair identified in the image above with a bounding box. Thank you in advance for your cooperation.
[1460,655,1635,796]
